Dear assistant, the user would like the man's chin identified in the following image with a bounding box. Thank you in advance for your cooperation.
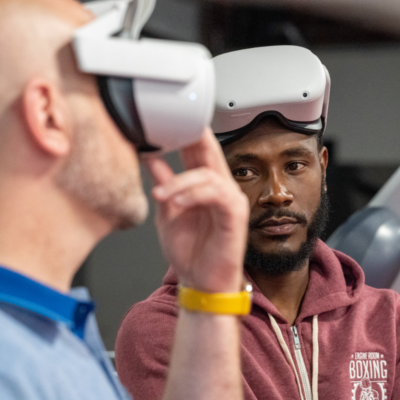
[111,193,149,231]
[250,235,305,254]
[244,238,317,277]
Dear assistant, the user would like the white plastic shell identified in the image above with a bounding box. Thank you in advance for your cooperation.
[211,46,330,134]
[135,55,215,151]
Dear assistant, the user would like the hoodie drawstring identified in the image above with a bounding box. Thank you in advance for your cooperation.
[312,315,319,400]
[268,314,319,400]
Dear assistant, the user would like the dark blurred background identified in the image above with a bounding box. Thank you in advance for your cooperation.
[79,0,400,349]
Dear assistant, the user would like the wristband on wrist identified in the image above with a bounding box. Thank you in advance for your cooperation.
[178,279,253,316]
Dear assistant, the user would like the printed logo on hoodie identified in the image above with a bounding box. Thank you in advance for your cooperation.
[350,352,388,400]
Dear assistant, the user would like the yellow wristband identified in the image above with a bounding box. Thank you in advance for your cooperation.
[178,281,253,316]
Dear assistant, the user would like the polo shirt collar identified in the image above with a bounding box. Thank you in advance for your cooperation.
[0,265,94,339]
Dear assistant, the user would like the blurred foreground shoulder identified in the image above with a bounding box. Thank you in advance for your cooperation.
[0,304,123,400]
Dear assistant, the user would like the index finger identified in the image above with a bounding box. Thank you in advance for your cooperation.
[180,127,232,179]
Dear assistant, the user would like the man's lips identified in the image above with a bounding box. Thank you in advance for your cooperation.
[255,218,299,236]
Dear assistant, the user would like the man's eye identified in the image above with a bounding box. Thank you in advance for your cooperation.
[287,162,305,171]
[233,168,254,177]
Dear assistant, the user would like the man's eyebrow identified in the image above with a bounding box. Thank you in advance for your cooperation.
[227,154,260,163]
[280,147,314,158]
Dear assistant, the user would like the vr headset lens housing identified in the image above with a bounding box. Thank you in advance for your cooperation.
[211,46,330,145]
[74,0,215,154]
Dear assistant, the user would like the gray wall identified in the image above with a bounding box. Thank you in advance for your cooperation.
[316,46,400,165]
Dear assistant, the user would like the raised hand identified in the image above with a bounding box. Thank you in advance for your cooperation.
[145,128,249,293]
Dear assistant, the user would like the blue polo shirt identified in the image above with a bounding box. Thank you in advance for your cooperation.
[0,265,131,400]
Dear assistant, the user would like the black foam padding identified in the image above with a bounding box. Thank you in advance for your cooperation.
[215,111,324,146]
[97,76,159,152]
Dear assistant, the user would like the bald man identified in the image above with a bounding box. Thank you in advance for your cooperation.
[0,1,249,399]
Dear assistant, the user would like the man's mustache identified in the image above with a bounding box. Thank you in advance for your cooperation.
[249,209,308,230]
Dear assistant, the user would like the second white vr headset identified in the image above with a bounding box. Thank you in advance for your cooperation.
[73,0,215,153]
[212,46,331,145]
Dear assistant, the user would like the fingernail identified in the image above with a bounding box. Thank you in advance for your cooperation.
[153,186,166,199]
[174,195,186,205]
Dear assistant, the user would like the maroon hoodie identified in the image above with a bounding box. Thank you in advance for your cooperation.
[116,240,400,400]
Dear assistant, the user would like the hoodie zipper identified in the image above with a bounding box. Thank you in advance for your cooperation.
[291,326,312,400]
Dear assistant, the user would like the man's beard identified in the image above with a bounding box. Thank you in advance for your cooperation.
[244,183,330,277]
[57,119,148,230]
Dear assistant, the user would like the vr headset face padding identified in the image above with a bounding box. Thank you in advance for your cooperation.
[97,76,159,152]
[211,46,331,145]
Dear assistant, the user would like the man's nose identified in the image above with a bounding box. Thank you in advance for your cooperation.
[257,173,293,208]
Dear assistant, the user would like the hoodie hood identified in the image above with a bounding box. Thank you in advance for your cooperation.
[162,239,365,322]
[298,239,365,320]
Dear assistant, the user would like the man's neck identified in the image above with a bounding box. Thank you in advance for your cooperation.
[247,262,310,326]
[0,177,111,293]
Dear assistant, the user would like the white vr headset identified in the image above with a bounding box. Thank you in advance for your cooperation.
[212,46,331,145]
[73,0,215,153]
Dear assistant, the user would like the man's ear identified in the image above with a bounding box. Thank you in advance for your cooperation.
[23,78,71,157]
[320,146,329,192]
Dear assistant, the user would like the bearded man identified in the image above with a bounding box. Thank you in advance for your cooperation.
[116,47,400,400]
[0,0,250,399]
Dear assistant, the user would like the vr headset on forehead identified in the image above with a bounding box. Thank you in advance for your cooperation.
[212,46,331,146]
[73,0,215,154]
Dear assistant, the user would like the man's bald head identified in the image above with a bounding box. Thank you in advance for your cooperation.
[0,0,148,230]
[0,0,93,112]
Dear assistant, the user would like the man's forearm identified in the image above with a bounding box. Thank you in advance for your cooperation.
[163,310,243,400]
